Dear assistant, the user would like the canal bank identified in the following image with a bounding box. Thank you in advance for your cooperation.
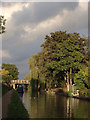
[6,90,29,119]
[2,84,29,119]
[2,89,13,119]
[44,88,90,101]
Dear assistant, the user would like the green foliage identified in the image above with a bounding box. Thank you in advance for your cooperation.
[2,84,9,96]
[59,80,66,88]
[28,30,88,91]
[7,90,29,118]
[28,54,39,80]
[2,63,19,84]
[24,73,30,80]
[63,91,72,96]
[74,67,88,89]
[74,71,85,89]
[87,89,90,96]
[79,89,90,97]
[28,54,46,91]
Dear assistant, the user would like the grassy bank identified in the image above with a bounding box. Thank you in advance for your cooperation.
[6,90,29,119]
[2,84,11,96]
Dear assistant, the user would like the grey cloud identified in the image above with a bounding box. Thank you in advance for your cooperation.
[2,36,42,62]
[60,10,88,35]
[1,0,79,2]
[2,2,23,7]
[12,2,79,26]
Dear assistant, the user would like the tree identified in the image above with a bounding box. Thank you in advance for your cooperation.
[40,31,86,90]
[28,54,40,92]
[0,16,6,34]
[28,31,88,91]
[2,63,19,84]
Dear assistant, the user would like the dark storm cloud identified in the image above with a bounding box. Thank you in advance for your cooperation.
[3,39,41,62]
[12,2,78,26]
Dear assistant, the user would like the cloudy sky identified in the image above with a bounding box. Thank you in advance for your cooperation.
[0,1,88,79]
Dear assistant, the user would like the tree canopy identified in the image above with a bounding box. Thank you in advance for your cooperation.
[1,63,19,84]
[28,31,88,91]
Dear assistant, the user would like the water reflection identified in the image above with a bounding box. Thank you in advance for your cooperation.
[18,92,23,100]
[21,91,89,118]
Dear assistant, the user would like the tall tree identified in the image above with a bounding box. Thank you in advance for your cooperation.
[40,31,87,90]
[28,31,88,91]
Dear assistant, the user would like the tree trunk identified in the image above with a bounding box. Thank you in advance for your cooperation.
[64,72,67,87]
[67,71,69,91]
[70,68,72,85]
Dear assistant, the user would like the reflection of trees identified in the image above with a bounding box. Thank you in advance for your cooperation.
[66,98,89,118]
[30,92,46,118]
[22,92,89,118]
[66,98,72,118]
[73,100,89,118]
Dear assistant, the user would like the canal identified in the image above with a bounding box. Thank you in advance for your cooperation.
[19,91,89,118]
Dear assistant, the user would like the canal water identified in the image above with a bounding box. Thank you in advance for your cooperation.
[19,91,89,119]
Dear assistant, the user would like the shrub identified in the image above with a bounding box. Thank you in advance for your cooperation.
[79,89,90,97]
[64,91,72,96]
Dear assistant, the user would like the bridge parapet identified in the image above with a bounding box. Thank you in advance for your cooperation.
[11,80,30,84]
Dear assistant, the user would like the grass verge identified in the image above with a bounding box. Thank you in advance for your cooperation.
[2,84,10,96]
[6,90,29,119]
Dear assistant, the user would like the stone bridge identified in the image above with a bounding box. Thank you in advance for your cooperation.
[11,80,30,89]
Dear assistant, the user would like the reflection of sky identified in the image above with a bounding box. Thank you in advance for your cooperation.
[1,2,88,79]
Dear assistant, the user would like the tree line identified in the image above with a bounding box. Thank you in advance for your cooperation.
[26,31,89,92]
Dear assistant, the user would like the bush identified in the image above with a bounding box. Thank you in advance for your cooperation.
[2,84,12,96]
[87,89,90,97]
[64,91,72,96]
[74,68,88,89]
[79,89,90,97]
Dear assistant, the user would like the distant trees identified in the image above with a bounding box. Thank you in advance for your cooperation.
[1,63,19,84]
[28,54,42,92]
[28,31,88,91]
[24,73,30,80]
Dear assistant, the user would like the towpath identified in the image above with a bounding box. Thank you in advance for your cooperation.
[2,89,13,119]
